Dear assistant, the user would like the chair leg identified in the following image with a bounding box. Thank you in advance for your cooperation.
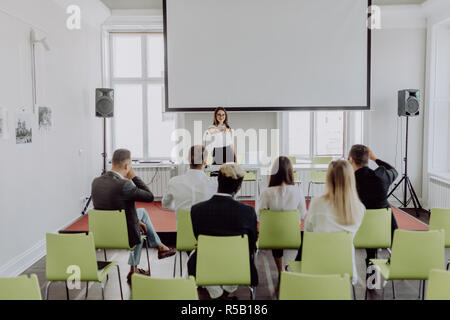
[85,281,89,299]
[392,280,395,300]
[421,280,426,300]
[117,265,123,300]
[173,252,177,278]
[45,281,53,300]
[65,281,70,300]
[180,251,183,277]
[364,287,368,300]
[418,280,422,299]
[104,249,109,282]
[447,261,449,271]
[352,284,356,300]
[307,182,312,198]
[144,239,151,276]
[249,286,256,300]
[101,283,105,300]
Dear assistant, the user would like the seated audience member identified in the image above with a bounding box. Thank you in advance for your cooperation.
[348,145,398,270]
[91,149,176,283]
[162,145,217,214]
[258,156,307,275]
[295,160,365,285]
[187,163,258,300]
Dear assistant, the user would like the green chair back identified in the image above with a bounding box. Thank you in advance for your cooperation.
[354,208,392,248]
[244,171,256,181]
[88,209,131,249]
[426,269,450,300]
[0,274,42,300]
[301,231,353,278]
[132,274,198,300]
[288,157,296,164]
[389,230,445,279]
[429,208,450,247]
[312,157,333,165]
[258,210,301,249]
[196,235,251,286]
[310,157,332,184]
[176,210,197,251]
[279,272,351,300]
[46,233,100,281]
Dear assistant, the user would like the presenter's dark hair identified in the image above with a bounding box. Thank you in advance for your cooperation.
[112,149,131,168]
[268,156,294,187]
[190,145,208,169]
[213,107,230,129]
[348,144,369,167]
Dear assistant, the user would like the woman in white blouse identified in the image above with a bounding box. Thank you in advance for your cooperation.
[204,107,236,165]
[297,159,365,284]
[258,156,307,274]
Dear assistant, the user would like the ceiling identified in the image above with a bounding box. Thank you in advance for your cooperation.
[101,0,427,10]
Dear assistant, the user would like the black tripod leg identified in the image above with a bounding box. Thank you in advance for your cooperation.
[388,176,406,206]
[408,178,423,209]
[81,196,92,215]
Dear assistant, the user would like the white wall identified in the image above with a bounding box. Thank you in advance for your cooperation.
[368,6,427,202]
[0,0,109,276]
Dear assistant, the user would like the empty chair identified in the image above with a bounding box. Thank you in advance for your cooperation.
[370,229,445,300]
[307,157,332,198]
[354,208,392,251]
[429,208,450,269]
[279,272,351,300]
[195,235,255,300]
[0,274,42,300]
[132,274,198,300]
[173,210,197,277]
[258,209,301,250]
[426,269,450,300]
[46,233,123,300]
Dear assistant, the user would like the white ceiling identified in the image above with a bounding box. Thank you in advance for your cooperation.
[101,0,426,10]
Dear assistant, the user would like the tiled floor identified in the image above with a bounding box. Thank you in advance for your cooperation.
[21,246,450,300]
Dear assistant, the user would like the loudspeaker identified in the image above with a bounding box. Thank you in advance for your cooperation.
[398,89,420,117]
[95,88,114,118]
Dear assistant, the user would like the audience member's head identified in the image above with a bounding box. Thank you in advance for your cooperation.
[112,148,132,175]
[268,156,294,187]
[348,144,369,170]
[217,163,246,195]
[190,145,208,169]
[324,160,362,226]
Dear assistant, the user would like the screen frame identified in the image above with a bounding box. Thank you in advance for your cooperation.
[163,0,372,112]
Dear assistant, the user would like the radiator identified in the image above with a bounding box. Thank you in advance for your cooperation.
[428,176,450,209]
[134,167,174,199]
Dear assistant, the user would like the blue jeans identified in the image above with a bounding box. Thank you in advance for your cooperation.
[128,208,161,266]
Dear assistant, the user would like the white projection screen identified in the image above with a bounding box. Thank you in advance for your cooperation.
[164,0,371,111]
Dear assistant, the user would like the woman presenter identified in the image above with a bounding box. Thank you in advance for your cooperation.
[205,107,237,165]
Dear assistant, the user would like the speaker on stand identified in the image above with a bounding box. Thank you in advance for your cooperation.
[387,89,422,217]
[81,88,114,215]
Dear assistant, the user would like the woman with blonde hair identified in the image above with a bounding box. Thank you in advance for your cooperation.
[294,159,365,284]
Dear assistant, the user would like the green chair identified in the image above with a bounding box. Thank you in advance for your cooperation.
[279,272,351,300]
[46,233,123,300]
[173,210,197,277]
[132,274,198,300]
[370,229,445,300]
[258,210,301,250]
[426,269,450,300]
[429,208,450,269]
[0,274,42,300]
[354,208,392,249]
[288,157,301,185]
[196,235,255,300]
[307,157,332,198]
[286,231,355,298]
[88,209,150,275]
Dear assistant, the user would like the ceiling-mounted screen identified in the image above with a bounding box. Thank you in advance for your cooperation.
[164,0,371,111]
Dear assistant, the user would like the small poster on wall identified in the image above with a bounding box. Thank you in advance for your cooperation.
[0,107,9,140]
[38,106,52,130]
[16,109,32,144]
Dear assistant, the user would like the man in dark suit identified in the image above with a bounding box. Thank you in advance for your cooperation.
[91,149,175,282]
[348,145,399,281]
[187,163,258,300]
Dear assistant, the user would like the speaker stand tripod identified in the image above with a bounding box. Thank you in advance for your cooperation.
[81,117,107,215]
[387,116,423,217]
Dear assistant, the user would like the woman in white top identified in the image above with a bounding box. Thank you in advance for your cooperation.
[204,107,236,165]
[296,159,365,284]
[258,156,307,274]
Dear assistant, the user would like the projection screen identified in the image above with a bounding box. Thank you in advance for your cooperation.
[164,0,371,111]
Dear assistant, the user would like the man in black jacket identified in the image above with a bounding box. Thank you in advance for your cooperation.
[348,145,399,269]
[187,163,258,300]
[91,149,175,282]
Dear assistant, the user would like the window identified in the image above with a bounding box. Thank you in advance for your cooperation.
[287,111,364,159]
[108,32,175,159]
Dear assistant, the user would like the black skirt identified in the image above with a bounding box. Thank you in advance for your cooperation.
[212,146,236,165]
